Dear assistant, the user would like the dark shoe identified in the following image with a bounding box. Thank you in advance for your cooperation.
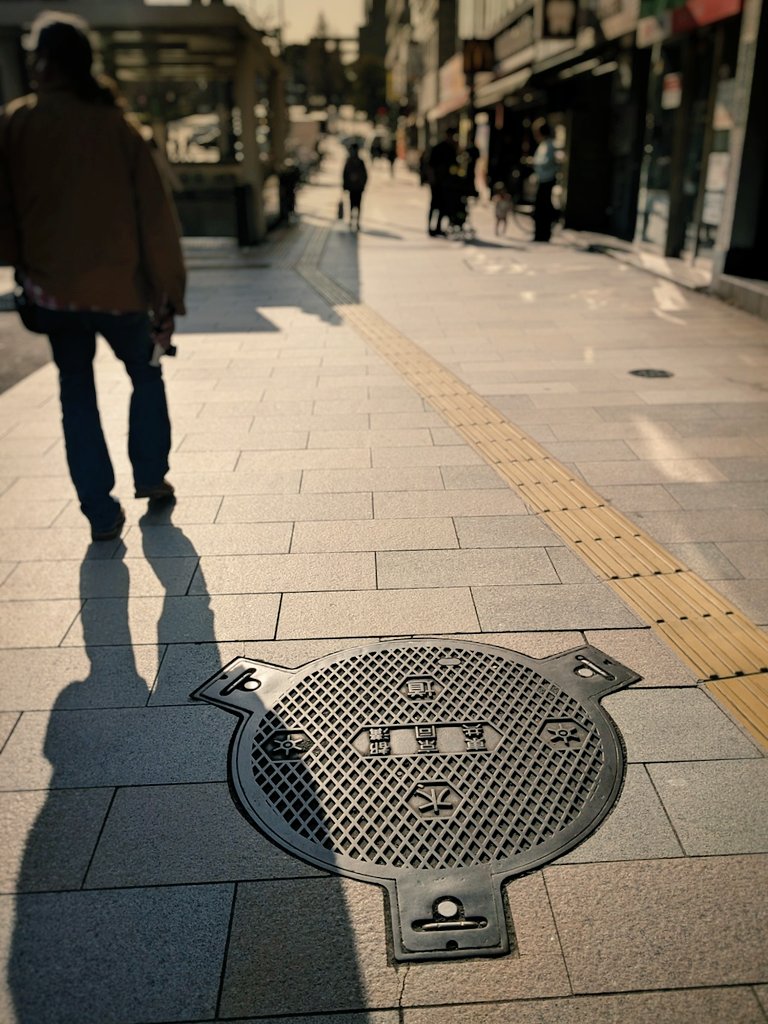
[135,479,175,501]
[91,506,126,542]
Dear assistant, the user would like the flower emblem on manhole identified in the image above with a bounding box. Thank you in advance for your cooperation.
[538,718,588,750]
[406,780,462,818]
[263,730,314,761]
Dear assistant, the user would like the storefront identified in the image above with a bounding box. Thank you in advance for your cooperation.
[635,0,743,260]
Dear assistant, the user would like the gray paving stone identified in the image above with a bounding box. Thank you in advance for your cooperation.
[547,547,601,583]
[0,706,231,789]
[123,521,292,557]
[755,986,768,1015]
[440,464,507,489]
[584,629,698,687]
[403,989,766,1024]
[631,508,768,542]
[238,447,371,471]
[228,1015,398,1024]
[577,460,726,485]
[0,497,69,529]
[178,429,309,451]
[62,593,280,646]
[664,541,743,579]
[56,494,224,527]
[665,481,768,509]
[374,489,527,518]
[219,878,400,1018]
[401,873,570,1006]
[440,630,584,657]
[308,428,433,448]
[242,637,379,667]
[292,518,458,552]
[0,646,160,710]
[555,765,682,864]
[160,468,302,495]
[0,557,198,600]
[150,640,244,704]
[372,445,484,467]
[192,551,375,594]
[709,579,768,622]
[0,712,18,750]
[0,884,232,1023]
[0,527,122,561]
[602,689,761,761]
[718,541,768,578]
[0,600,80,648]
[473,583,642,631]
[86,783,324,888]
[455,514,563,548]
[302,466,443,493]
[377,548,558,588]
[544,855,768,992]
[0,788,113,892]
[710,457,768,481]
[277,587,479,638]
[599,484,682,511]
[649,759,768,855]
[216,492,372,523]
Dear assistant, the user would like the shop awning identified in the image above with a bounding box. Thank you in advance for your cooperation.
[426,89,470,122]
[474,67,531,108]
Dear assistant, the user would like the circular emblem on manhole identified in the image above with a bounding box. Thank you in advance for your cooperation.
[629,368,674,378]
[194,640,639,961]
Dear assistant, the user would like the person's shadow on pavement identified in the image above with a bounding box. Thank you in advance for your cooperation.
[8,504,371,1022]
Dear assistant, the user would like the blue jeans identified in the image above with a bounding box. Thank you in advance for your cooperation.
[39,309,171,532]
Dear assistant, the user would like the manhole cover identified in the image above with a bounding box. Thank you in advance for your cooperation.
[194,640,639,961]
[629,368,674,378]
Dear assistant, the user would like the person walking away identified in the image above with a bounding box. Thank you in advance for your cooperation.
[386,140,397,177]
[426,128,458,236]
[531,118,557,242]
[342,142,368,231]
[0,12,185,541]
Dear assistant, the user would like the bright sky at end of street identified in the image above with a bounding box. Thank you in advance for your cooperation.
[144,0,365,43]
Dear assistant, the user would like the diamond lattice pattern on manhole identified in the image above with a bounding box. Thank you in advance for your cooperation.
[250,645,602,869]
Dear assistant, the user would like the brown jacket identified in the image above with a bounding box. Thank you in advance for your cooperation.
[0,89,186,314]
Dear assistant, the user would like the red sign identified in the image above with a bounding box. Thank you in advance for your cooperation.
[672,0,741,29]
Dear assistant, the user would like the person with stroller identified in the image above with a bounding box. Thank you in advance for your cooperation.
[426,128,458,236]
[342,142,368,231]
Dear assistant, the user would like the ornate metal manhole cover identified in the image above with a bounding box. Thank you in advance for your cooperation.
[194,640,639,961]
[629,368,674,378]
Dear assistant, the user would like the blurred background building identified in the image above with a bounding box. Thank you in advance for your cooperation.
[0,0,764,293]
[381,0,766,288]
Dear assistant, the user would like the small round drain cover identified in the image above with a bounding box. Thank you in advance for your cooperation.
[195,640,638,961]
[629,368,674,378]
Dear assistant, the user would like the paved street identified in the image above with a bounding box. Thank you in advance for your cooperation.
[0,148,767,1023]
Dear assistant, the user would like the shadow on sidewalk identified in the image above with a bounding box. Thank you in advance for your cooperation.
[7,506,370,1022]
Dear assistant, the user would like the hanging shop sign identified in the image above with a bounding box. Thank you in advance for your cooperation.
[463,38,496,74]
[637,0,741,43]
[542,0,579,38]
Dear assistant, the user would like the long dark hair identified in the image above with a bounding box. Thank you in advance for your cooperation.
[27,12,118,106]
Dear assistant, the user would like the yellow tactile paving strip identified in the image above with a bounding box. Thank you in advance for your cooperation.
[295,225,768,749]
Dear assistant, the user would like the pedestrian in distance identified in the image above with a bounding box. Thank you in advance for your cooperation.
[386,140,397,177]
[342,142,368,231]
[492,183,512,236]
[531,118,557,242]
[0,12,185,541]
[426,128,458,237]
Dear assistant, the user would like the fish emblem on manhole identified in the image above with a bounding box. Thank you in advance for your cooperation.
[193,640,639,961]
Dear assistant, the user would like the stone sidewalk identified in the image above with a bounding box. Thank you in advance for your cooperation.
[0,148,767,1023]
